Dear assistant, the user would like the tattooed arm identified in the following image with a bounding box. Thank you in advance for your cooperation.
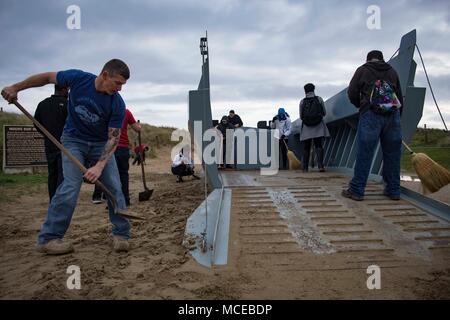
[83,127,121,183]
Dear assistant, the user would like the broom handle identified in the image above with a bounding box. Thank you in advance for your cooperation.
[282,138,288,149]
[402,140,415,155]
[12,100,118,207]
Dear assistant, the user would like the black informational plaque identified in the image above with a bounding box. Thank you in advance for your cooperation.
[3,125,47,168]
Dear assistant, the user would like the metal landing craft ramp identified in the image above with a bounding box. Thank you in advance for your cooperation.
[224,171,450,269]
[185,169,450,298]
[184,30,450,281]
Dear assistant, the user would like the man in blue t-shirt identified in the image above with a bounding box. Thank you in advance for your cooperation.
[2,59,132,255]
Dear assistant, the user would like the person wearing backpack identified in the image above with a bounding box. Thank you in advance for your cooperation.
[299,83,330,172]
[343,50,403,201]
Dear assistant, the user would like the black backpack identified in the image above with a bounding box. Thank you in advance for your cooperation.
[301,97,323,126]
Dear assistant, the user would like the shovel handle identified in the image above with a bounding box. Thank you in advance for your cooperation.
[12,100,119,210]
[14,100,85,173]
[137,120,148,190]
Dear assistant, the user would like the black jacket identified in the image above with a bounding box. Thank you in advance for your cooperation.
[228,114,243,127]
[217,116,234,138]
[348,61,403,114]
[34,95,68,152]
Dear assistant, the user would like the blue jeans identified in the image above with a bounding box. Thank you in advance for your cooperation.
[349,110,402,197]
[38,135,130,245]
[92,147,130,205]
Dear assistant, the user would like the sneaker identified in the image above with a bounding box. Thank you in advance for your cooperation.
[37,239,74,255]
[319,168,326,172]
[383,191,400,201]
[113,236,129,253]
[92,198,103,204]
[341,189,364,201]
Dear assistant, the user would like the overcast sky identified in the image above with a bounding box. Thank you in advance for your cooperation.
[0,0,449,130]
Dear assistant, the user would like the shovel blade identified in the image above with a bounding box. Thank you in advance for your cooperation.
[139,188,154,202]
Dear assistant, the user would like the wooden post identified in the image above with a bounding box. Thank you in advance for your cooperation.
[424,124,428,144]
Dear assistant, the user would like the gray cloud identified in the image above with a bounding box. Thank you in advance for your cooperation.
[0,0,449,130]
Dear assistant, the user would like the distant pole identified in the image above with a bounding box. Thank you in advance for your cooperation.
[424,124,428,144]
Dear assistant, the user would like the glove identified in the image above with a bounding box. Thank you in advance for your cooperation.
[280,135,285,140]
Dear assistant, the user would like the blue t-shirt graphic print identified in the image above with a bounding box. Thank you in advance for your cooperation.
[57,69,125,142]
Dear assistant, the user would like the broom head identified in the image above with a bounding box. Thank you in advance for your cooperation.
[411,152,450,193]
[287,150,302,170]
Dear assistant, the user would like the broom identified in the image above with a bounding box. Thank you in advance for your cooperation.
[402,140,450,193]
[282,139,302,170]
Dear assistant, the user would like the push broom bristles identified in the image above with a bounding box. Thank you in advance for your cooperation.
[282,140,302,170]
[403,140,450,193]
[287,150,302,170]
[411,152,450,193]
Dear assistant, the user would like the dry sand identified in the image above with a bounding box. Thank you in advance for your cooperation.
[0,147,449,299]
[0,147,243,299]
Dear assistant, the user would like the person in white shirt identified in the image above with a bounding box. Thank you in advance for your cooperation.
[270,107,292,170]
[171,149,199,182]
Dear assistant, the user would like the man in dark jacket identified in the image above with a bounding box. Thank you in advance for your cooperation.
[228,110,243,128]
[343,50,403,201]
[216,115,234,168]
[34,85,68,201]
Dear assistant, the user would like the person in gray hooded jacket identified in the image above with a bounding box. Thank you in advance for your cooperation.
[299,83,330,172]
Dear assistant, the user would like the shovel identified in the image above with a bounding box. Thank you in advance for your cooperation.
[137,120,153,201]
[12,100,145,221]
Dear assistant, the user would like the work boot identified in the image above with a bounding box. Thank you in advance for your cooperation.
[316,147,325,172]
[341,189,364,201]
[113,236,130,253]
[383,191,400,201]
[37,239,74,255]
